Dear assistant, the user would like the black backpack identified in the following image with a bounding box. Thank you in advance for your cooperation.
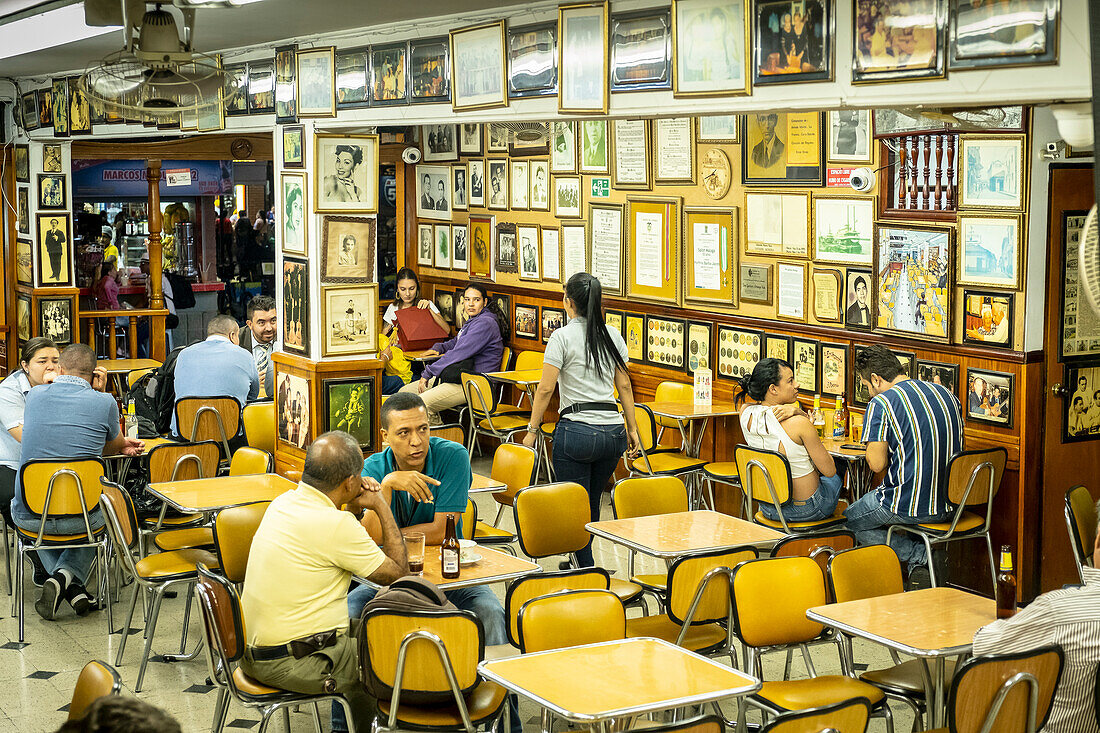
[126,342,190,437]
[166,273,196,310]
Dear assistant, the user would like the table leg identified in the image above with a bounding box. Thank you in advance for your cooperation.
[932,657,946,728]
[844,457,874,503]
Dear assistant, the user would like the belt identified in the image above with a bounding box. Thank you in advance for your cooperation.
[250,629,341,661]
[559,401,619,417]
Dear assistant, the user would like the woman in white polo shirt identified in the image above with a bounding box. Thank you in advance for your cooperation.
[524,272,641,567]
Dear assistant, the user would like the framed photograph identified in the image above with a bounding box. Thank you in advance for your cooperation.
[276,372,311,449]
[561,222,589,279]
[965,368,1014,428]
[296,47,336,117]
[16,296,30,343]
[915,360,960,394]
[16,189,29,236]
[16,238,32,285]
[949,0,1058,70]
[487,123,510,153]
[962,290,1013,349]
[764,333,791,362]
[458,124,482,156]
[487,159,509,210]
[518,225,541,281]
[422,124,458,163]
[468,215,495,280]
[1064,364,1100,442]
[820,342,847,397]
[791,337,819,393]
[752,0,833,85]
[589,203,625,295]
[717,326,761,380]
[646,316,686,370]
[451,224,469,272]
[451,20,508,111]
[958,213,1023,289]
[684,206,738,306]
[853,0,947,83]
[542,227,562,282]
[742,111,824,186]
[510,161,530,209]
[321,216,375,284]
[247,60,275,113]
[324,377,375,451]
[51,78,68,137]
[611,120,650,190]
[36,213,71,286]
[38,296,73,346]
[314,133,379,213]
[542,307,566,344]
[37,174,66,210]
[414,164,452,221]
[14,144,29,182]
[410,37,450,103]
[452,165,469,211]
[1061,212,1100,361]
[874,224,953,342]
[745,192,810,257]
[528,160,550,212]
[813,195,875,265]
[958,135,1026,210]
[224,64,248,115]
[275,44,298,122]
[370,42,409,105]
[579,120,609,174]
[844,268,873,330]
[491,294,512,332]
[605,310,625,339]
[281,125,304,168]
[281,258,310,355]
[20,93,38,132]
[37,88,52,129]
[812,268,843,323]
[827,109,873,164]
[335,47,369,110]
[776,261,807,321]
[468,159,486,207]
[851,345,915,407]
[435,226,452,270]
[551,121,577,173]
[654,117,695,185]
[416,224,434,267]
[321,284,378,357]
[610,8,672,92]
[508,22,559,99]
[280,173,307,256]
[497,223,518,274]
[686,321,713,373]
[67,79,91,134]
[672,0,750,97]
[624,313,645,361]
[435,289,456,324]
[740,262,773,304]
[559,1,610,114]
[515,304,539,340]
[554,176,583,218]
[697,115,739,143]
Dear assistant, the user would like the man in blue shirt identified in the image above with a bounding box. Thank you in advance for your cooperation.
[845,345,963,583]
[15,344,144,619]
[172,314,259,438]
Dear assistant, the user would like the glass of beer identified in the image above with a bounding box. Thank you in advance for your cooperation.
[404,531,425,575]
[851,419,862,444]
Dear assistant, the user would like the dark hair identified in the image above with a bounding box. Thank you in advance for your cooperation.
[463,282,510,341]
[101,258,117,276]
[854,344,904,384]
[247,295,276,321]
[283,185,302,217]
[20,337,57,366]
[334,144,363,166]
[393,267,421,307]
[302,431,363,493]
[381,391,428,429]
[564,272,624,380]
[53,695,181,733]
[853,275,867,290]
[207,314,239,336]
[736,357,793,405]
[59,343,96,377]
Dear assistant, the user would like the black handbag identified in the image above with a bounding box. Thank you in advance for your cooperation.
[436,357,476,385]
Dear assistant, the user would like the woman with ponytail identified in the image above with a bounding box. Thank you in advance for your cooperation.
[524,272,641,567]
[736,358,842,522]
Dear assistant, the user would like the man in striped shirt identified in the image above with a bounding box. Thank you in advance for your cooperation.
[973,507,1100,733]
[845,345,963,578]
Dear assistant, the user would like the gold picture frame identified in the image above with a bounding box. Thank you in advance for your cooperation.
[320,284,379,358]
[313,133,379,214]
[683,206,738,307]
[671,0,751,98]
[626,196,682,305]
[296,46,336,117]
[558,1,610,114]
[450,20,509,111]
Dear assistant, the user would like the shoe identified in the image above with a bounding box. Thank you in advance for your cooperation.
[907,564,932,591]
[35,574,64,620]
[558,560,573,571]
[64,580,95,617]
[28,553,48,587]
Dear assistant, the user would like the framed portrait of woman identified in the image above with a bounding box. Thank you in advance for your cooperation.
[314,133,379,213]
[321,216,376,283]
[280,173,307,256]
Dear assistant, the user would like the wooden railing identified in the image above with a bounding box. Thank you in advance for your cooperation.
[880,133,959,220]
[77,309,169,362]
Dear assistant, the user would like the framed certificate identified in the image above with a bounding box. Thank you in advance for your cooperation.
[612,119,651,190]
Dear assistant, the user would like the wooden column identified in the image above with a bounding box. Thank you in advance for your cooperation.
[147,159,163,309]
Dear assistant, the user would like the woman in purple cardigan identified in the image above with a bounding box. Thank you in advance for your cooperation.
[398,281,508,424]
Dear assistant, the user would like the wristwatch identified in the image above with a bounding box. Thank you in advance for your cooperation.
[526,424,539,433]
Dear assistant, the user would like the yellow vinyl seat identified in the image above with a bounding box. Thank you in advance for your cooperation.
[461,374,530,453]
[242,401,275,455]
[504,567,610,647]
[735,444,847,534]
[629,405,708,478]
[476,443,537,548]
[228,446,273,476]
[611,475,690,596]
[653,381,694,445]
[212,501,271,584]
[142,441,221,547]
[517,588,625,653]
[67,660,122,721]
[126,368,154,391]
[433,423,466,446]
[174,395,244,458]
[1064,485,1097,584]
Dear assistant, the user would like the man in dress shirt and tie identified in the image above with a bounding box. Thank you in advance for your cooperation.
[420,173,435,211]
[751,113,785,171]
[845,275,871,327]
[241,296,277,397]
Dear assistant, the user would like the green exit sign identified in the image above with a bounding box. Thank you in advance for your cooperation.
[590,177,611,198]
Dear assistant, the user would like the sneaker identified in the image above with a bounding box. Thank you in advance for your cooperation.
[34,574,64,620]
[64,580,95,617]
[907,564,932,591]
[28,553,48,587]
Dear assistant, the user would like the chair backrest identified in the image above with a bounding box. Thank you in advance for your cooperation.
[514,350,543,371]
[242,401,276,455]
[760,698,873,733]
[734,444,793,507]
[947,447,1008,509]
[772,531,856,601]
[460,373,498,420]
[433,423,465,446]
[668,547,757,625]
[500,346,512,372]
[490,443,538,506]
[518,589,625,653]
[631,404,660,453]
[1064,485,1097,581]
[67,660,122,721]
[513,482,591,558]
[99,481,139,551]
[127,368,154,391]
[228,447,273,476]
[947,645,1064,733]
[612,475,690,519]
[732,556,827,648]
[363,609,483,699]
[195,562,247,670]
[654,381,693,430]
[461,499,477,541]
[147,440,221,484]
[504,567,610,646]
[175,396,243,452]
[828,544,904,603]
[19,458,106,518]
[212,501,271,584]
[622,717,724,733]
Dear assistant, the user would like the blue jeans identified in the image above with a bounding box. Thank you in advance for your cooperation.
[10,498,103,584]
[843,491,950,567]
[759,472,843,522]
[551,420,628,567]
[381,374,406,396]
[335,583,520,733]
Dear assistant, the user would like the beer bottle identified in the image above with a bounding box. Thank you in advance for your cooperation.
[812,394,826,438]
[833,394,848,440]
[995,545,1016,619]
[441,515,460,580]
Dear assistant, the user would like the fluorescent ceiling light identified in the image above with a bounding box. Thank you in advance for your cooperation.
[0,3,120,62]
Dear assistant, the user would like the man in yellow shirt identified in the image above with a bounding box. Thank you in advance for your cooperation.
[379,332,412,395]
[240,431,409,731]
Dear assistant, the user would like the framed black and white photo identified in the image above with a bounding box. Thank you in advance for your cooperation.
[554,176,582,219]
[741,111,824,186]
[1064,363,1100,442]
[321,284,378,358]
[518,224,541,281]
[277,372,311,447]
[468,159,486,207]
[844,268,873,331]
[508,22,558,98]
[417,224,434,267]
[335,47,370,110]
[370,42,409,105]
[487,159,508,210]
[551,121,577,173]
[452,165,468,211]
[530,160,550,211]
[610,8,672,92]
[414,165,452,221]
[37,174,66,210]
[949,0,1058,70]
[435,225,451,269]
[422,124,458,162]
[321,215,375,284]
[827,109,873,164]
[275,44,298,122]
[671,0,751,97]
[314,133,379,213]
[451,20,508,111]
[20,93,37,132]
[410,37,450,103]
[958,135,1027,211]
[280,173,307,257]
[579,119,609,174]
[612,119,651,190]
[496,222,518,273]
[14,144,29,183]
[459,124,482,155]
[697,115,739,143]
[37,213,71,287]
[510,161,530,210]
[38,296,73,346]
[791,337,820,393]
[559,1,610,114]
[752,0,832,85]
[296,47,336,117]
[515,304,539,340]
[965,368,1014,428]
[915,359,959,395]
[452,224,469,271]
[487,123,510,153]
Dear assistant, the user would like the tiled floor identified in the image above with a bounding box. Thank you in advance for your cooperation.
[0,458,917,732]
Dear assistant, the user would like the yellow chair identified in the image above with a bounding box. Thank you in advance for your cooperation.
[476,443,537,548]
[460,499,477,541]
[760,698,873,733]
[701,461,740,515]
[734,444,847,534]
[518,588,625,653]
[653,381,694,447]
[211,501,271,585]
[174,395,243,457]
[461,374,530,453]
[611,475,690,596]
[628,405,708,484]
[363,608,508,733]
[1063,485,1096,585]
[503,567,610,647]
[145,441,221,552]
[100,482,220,692]
[731,556,893,731]
[513,482,645,608]
[623,716,725,733]
[228,447,273,476]
[887,447,1007,591]
[513,350,544,371]
[433,423,466,446]
[13,458,111,642]
[67,660,122,721]
[242,401,276,455]
[195,563,351,733]
[126,368,154,391]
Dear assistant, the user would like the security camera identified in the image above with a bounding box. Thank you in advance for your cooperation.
[401,146,422,165]
[1046,141,1061,153]
[849,167,874,193]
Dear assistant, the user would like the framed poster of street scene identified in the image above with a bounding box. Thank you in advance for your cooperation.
[558,1,610,114]
[965,367,1014,428]
[508,22,558,98]
[16,238,32,285]
[274,44,298,122]
[450,20,508,111]
[370,42,409,105]
[1061,212,1100,361]
[335,47,369,110]
[873,224,953,343]
[717,326,761,380]
[1064,363,1100,442]
[38,296,73,346]
[415,164,452,221]
[852,0,947,83]
[958,135,1026,211]
[410,37,451,104]
[813,195,874,265]
[324,377,375,451]
[820,342,847,397]
[671,0,750,97]
[16,296,30,343]
[791,337,819,393]
[296,47,337,117]
[610,8,672,92]
[282,125,304,168]
[280,173,307,256]
[542,307,566,343]
[916,359,959,394]
[752,0,833,85]
[314,133,379,213]
[515,304,539,340]
[321,216,375,283]
[422,124,458,163]
[36,213,71,286]
[949,0,1059,70]
[957,212,1023,289]
[827,109,873,164]
[741,111,824,186]
[321,284,378,357]
[844,268,873,331]
[282,258,309,355]
[962,290,1013,349]
[276,372,310,449]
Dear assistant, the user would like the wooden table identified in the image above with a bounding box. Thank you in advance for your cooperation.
[479,638,760,731]
[147,473,296,514]
[586,510,784,559]
[471,472,506,494]
[807,587,996,728]
[639,400,739,458]
[361,544,538,591]
[820,437,876,501]
[485,369,543,401]
[100,358,161,395]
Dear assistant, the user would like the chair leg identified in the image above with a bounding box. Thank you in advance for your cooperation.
[117,584,141,664]
[919,534,938,587]
[881,700,896,733]
[311,702,323,733]
[211,688,230,733]
[134,587,166,692]
[335,698,357,733]
[492,505,505,528]
[984,534,998,597]
[178,582,194,653]
[15,541,25,642]
[281,707,290,731]
[2,523,10,596]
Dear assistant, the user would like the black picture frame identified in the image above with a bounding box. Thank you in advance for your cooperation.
[961,289,1014,350]
[717,326,762,382]
[410,37,451,104]
[685,320,713,374]
[965,367,1015,429]
[225,63,249,115]
[324,376,376,451]
[281,125,305,168]
[275,44,299,123]
[844,267,873,331]
[851,345,915,407]
[496,222,518,273]
[915,359,960,396]
[1063,362,1100,443]
[740,111,825,186]
[37,174,66,210]
[37,89,52,129]
[948,0,1059,70]
[50,77,68,138]
[14,144,29,183]
[1059,210,1099,362]
[489,292,511,332]
[20,93,38,131]
[852,0,947,83]
[763,333,791,363]
[644,315,687,370]
[507,21,558,98]
[541,306,566,344]
[604,309,626,340]
[37,296,73,346]
[791,337,820,393]
[247,59,276,114]
[820,341,848,398]
[434,288,456,325]
[609,8,672,92]
[752,0,834,86]
[36,213,72,287]
[369,42,410,107]
[335,47,371,110]
[515,304,539,340]
[281,258,310,355]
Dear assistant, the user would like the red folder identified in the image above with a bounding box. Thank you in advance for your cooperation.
[394,307,449,352]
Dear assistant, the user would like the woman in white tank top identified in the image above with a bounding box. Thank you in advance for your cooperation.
[737,358,842,522]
